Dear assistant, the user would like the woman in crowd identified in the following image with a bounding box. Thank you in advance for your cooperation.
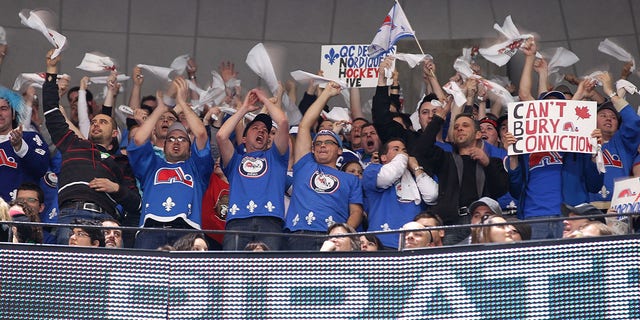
[173,233,209,251]
[320,223,360,251]
[471,214,515,244]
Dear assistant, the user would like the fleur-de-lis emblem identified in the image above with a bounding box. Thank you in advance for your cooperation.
[247,200,258,213]
[229,204,239,215]
[324,48,339,65]
[162,197,175,212]
[305,212,316,225]
[292,214,300,226]
[265,201,275,212]
[325,216,335,227]
[381,223,390,231]
[599,185,610,198]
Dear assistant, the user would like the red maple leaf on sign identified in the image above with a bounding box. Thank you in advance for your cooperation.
[575,106,591,120]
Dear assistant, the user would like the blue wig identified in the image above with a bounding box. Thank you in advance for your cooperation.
[0,86,29,125]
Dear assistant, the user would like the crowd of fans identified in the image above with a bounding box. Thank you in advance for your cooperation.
[0,34,638,252]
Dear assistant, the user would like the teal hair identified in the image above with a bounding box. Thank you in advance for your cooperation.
[0,86,29,125]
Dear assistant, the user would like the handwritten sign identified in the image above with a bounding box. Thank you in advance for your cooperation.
[611,176,640,214]
[507,99,597,155]
[320,44,395,88]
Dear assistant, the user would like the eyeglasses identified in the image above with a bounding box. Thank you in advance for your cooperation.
[167,136,189,143]
[313,140,338,147]
[70,231,90,238]
[16,197,39,204]
[159,116,177,122]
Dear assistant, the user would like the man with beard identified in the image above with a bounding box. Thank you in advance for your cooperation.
[414,99,509,245]
[42,50,141,245]
[216,88,289,250]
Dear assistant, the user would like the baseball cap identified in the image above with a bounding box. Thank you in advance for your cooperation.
[597,101,621,124]
[243,113,273,137]
[538,91,566,100]
[479,114,498,130]
[337,149,362,170]
[468,197,503,216]
[313,130,343,148]
[167,122,189,136]
[561,203,606,223]
[554,85,573,96]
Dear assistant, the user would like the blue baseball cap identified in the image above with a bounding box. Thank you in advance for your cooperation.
[313,130,343,148]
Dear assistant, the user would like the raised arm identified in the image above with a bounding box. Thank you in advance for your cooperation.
[295,81,341,163]
[174,77,207,150]
[349,87,364,119]
[216,91,261,165]
[77,76,91,138]
[256,88,289,154]
[533,57,550,98]
[518,38,537,102]
[128,66,144,110]
[132,91,167,146]
[423,58,446,101]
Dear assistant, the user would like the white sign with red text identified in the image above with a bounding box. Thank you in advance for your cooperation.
[507,99,597,155]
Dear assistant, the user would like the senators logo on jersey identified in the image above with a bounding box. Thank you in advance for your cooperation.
[154,167,194,187]
[310,171,340,194]
[239,156,267,178]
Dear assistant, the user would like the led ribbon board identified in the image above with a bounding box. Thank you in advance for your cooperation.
[1,237,638,319]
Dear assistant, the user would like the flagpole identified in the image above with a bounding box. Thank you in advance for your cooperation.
[394,0,434,77]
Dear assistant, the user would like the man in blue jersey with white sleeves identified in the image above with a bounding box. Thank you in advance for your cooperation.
[286,81,364,251]
[128,77,213,249]
[363,138,438,249]
[217,88,289,250]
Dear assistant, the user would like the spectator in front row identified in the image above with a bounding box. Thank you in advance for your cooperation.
[9,200,43,244]
[68,219,104,247]
[359,234,382,251]
[102,218,123,248]
[471,214,515,244]
[320,223,360,252]
[561,203,606,238]
[173,233,208,251]
[413,211,445,247]
[245,241,270,251]
[401,221,432,249]
[565,221,613,238]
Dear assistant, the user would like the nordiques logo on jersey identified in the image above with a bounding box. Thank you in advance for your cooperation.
[154,167,194,187]
[239,156,267,178]
[310,171,340,194]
